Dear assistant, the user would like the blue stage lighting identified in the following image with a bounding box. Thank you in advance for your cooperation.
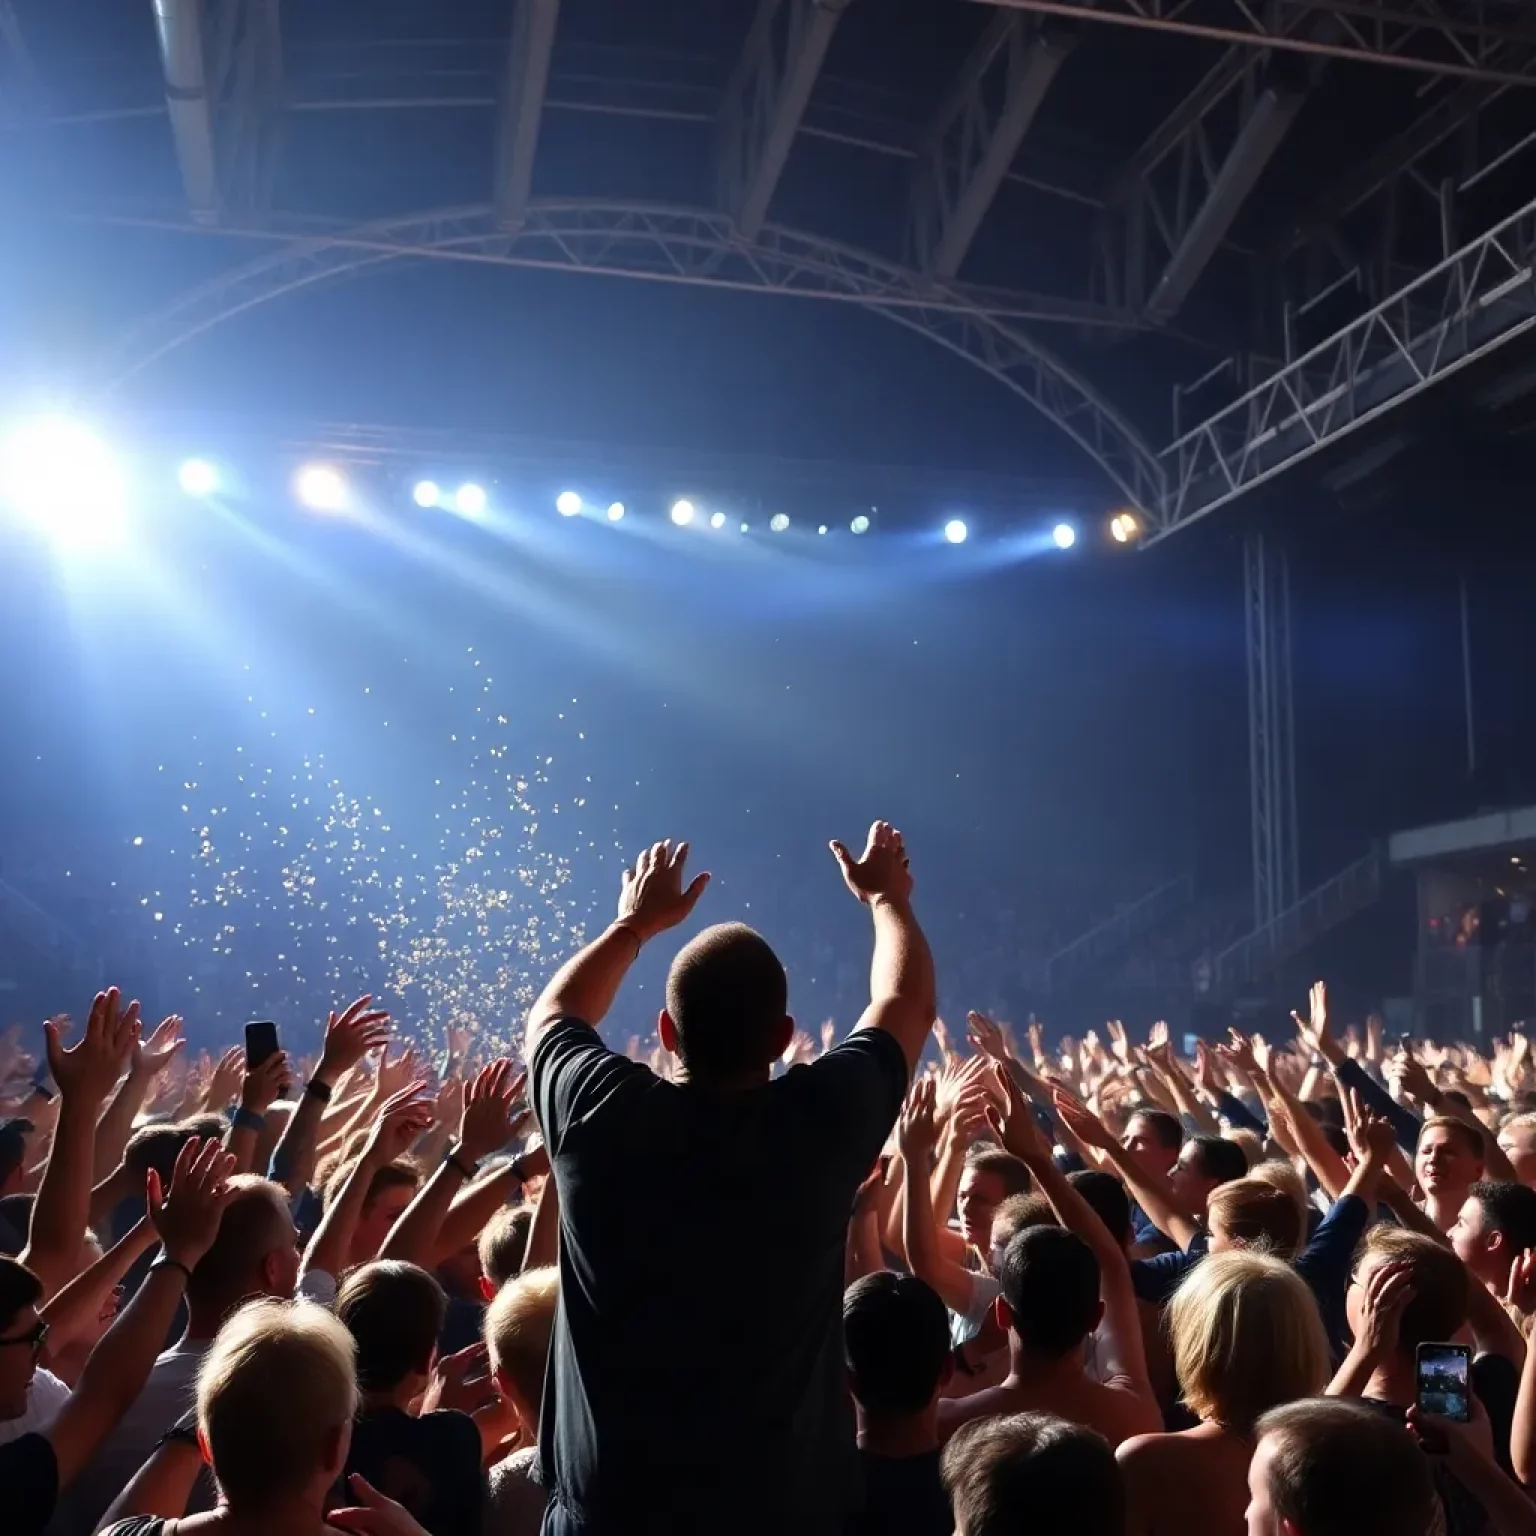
[670,499,696,527]
[412,480,440,509]
[607,502,625,521]
[178,459,218,496]
[455,483,487,517]
[0,417,128,546]
[556,490,582,517]
[1053,522,1077,549]
[943,518,968,545]
[769,513,789,533]
[850,514,870,534]
[295,463,347,512]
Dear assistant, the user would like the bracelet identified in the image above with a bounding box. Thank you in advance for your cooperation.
[445,1145,478,1180]
[231,1106,266,1133]
[612,921,644,956]
[304,1076,334,1104]
[151,1255,194,1283]
[155,1423,200,1452]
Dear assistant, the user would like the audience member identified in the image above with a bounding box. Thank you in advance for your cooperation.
[482,1266,558,1536]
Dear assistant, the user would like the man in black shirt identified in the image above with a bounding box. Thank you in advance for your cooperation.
[527,825,933,1536]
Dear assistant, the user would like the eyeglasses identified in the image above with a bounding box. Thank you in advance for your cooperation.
[0,1319,48,1356]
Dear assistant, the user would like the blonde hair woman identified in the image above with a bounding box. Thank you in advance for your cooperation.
[1116,1250,1330,1536]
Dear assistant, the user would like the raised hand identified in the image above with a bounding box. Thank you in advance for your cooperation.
[617,839,710,941]
[1356,1261,1414,1361]
[458,1059,529,1165]
[321,996,393,1079]
[896,1077,939,1160]
[364,1085,438,1165]
[1387,1049,1437,1108]
[966,1011,1010,1063]
[373,1045,422,1103]
[206,1045,246,1108]
[148,1135,239,1270]
[1291,979,1338,1062]
[47,988,141,1106]
[240,1050,291,1115]
[421,1341,497,1417]
[989,1068,1051,1165]
[1509,1249,1536,1314]
[135,1015,185,1076]
[1344,1089,1396,1166]
[1250,1032,1273,1078]
[781,1030,817,1069]
[819,1021,836,1056]
[829,821,913,907]
[1052,1089,1117,1154]
[1106,1019,1131,1067]
[329,1474,434,1536]
[1194,1039,1220,1096]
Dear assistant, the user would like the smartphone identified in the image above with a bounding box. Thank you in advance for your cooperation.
[1415,1341,1472,1422]
[243,1020,280,1069]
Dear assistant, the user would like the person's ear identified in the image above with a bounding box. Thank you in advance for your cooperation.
[994,1295,1013,1333]
[937,1354,955,1391]
[659,1010,678,1054]
[479,1274,496,1303]
[771,1016,795,1060]
[492,1364,516,1407]
[321,1420,348,1479]
[197,1427,214,1468]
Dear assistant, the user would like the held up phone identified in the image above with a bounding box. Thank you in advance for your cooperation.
[1415,1341,1473,1423]
[243,1020,280,1069]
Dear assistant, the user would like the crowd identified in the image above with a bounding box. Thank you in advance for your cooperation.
[3,823,1536,1534]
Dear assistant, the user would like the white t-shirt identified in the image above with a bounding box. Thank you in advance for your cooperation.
[0,1368,70,1446]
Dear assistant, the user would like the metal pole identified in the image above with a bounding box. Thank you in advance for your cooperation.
[1280,546,1299,907]
[1460,570,1476,777]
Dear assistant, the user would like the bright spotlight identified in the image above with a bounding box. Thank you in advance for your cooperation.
[769,513,790,533]
[850,514,870,535]
[606,501,625,522]
[943,518,968,545]
[739,521,750,533]
[1109,510,1140,544]
[412,480,441,509]
[556,490,582,517]
[455,483,488,517]
[1052,522,1077,550]
[709,511,726,529]
[178,458,218,497]
[670,499,696,527]
[0,417,128,546]
[295,463,347,512]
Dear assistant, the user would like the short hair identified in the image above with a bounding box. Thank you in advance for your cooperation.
[1355,1227,1469,1349]
[1168,1250,1329,1431]
[1068,1169,1131,1247]
[1469,1180,1536,1253]
[1206,1177,1305,1260]
[843,1272,951,1418]
[1187,1135,1248,1186]
[1502,1110,1536,1141]
[323,1153,418,1214]
[0,1256,42,1334]
[997,1226,1100,1358]
[197,1298,357,1512]
[334,1260,446,1392]
[1226,1126,1262,1169]
[1247,1158,1310,1235]
[477,1205,533,1290]
[1127,1108,1183,1150]
[125,1117,221,1181]
[991,1192,1055,1250]
[942,1412,1124,1536]
[1257,1398,1438,1536]
[1417,1115,1484,1161]
[664,923,788,1078]
[484,1265,559,1410]
[964,1147,1033,1198]
[187,1177,294,1310]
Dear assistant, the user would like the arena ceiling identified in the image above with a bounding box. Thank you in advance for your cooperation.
[6,0,1536,542]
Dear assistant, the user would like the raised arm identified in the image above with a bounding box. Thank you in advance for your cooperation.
[92,1015,183,1182]
[431,1142,549,1268]
[897,1079,981,1316]
[40,1215,157,1355]
[526,839,710,1057]
[224,1051,291,1176]
[832,822,934,1073]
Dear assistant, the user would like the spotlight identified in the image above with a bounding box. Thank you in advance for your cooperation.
[1052,522,1077,550]
[710,511,726,530]
[178,458,218,497]
[817,525,828,536]
[0,417,128,546]
[850,515,870,535]
[1109,510,1141,544]
[607,502,625,522]
[294,463,347,512]
[412,480,441,509]
[739,521,750,533]
[769,513,790,533]
[454,483,488,517]
[556,490,582,517]
[943,518,968,545]
[670,499,696,527]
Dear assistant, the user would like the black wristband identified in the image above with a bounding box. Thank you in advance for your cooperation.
[151,1255,194,1283]
[304,1076,334,1104]
[445,1144,477,1180]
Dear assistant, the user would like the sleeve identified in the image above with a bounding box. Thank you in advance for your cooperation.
[1336,1058,1421,1154]
[1,1431,60,1536]
[1216,1090,1267,1138]
[1294,1194,1371,1301]
[530,1017,650,1156]
[1473,1352,1519,1473]
[1130,1240,1205,1304]
[793,1030,909,1184]
[298,1266,338,1306]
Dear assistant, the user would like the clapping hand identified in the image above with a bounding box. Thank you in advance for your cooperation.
[148,1135,239,1271]
[829,821,912,907]
[47,988,140,1106]
[617,840,710,941]
[457,1059,529,1165]
[135,1015,185,1077]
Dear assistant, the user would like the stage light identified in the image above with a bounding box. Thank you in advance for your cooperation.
[850,514,870,535]
[769,513,789,533]
[1109,510,1141,544]
[607,502,625,522]
[670,499,696,527]
[818,525,829,536]
[710,511,726,529]
[295,463,347,512]
[412,480,441,509]
[556,490,582,517]
[454,483,487,517]
[1052,522,1077,550]
[740,521,750,533]
[178,458,218,496]
[943,518,968,545]
[0,417,128,546]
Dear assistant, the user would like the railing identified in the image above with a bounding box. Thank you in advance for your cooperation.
[1046,874,1194,991]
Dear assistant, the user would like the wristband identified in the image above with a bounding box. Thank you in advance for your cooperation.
[231,1106,266,1133]
[612,921,644,956]
[151,1255,194,1283]
[445,1144,478,1180]
[304,1076,334,1104]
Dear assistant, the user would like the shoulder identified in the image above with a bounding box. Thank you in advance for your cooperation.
[791,1030,908,1104]
[1115,1430,1175,1467]
[424,1408,484,1459]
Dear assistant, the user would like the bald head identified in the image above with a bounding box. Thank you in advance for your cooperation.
[664,922,790,1081]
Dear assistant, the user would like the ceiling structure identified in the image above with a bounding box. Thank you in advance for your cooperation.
[7,0,1536,543]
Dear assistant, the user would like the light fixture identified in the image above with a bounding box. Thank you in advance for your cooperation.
[606,501,625,522]
[412,480,441,509]
[739,521,750,533]
[1052,522,1077,550]
[295,463,347,512]
[710,511,726,529]
[670,499,696,526]
[454,483,488,517]
[769,513,790,533]
[1109,510,1140,544]
[0,417,128,546]
[850,514,870,535]
[178,459,218,497]
[943,518,968,545]
[556,490,582,517]
[817,525,828,536]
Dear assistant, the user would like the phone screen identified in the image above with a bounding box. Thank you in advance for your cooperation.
[244,1020,280,1069]
[1416,1343,1472,1422]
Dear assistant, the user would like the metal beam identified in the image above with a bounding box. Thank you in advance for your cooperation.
[492,0,560,228]
[152,0,221,222]
[912,15,1073,280]
[719,0,848,240]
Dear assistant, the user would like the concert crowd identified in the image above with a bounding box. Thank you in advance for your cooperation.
[2,823,1535,1536]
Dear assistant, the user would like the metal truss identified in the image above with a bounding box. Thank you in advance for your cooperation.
[718,0,846,241]
[1244,532,1298,932]
[491,0,560,228]
[910,14,1074,280]
[1151,188,1536,537]
[94,199,1164,510]
[979,0,1536,86]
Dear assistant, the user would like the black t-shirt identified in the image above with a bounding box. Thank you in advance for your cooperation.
[532,1019,909,1536]
[849,1449,952,1536]
[342,1405,484,1536]
[4,1430,60,1536]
